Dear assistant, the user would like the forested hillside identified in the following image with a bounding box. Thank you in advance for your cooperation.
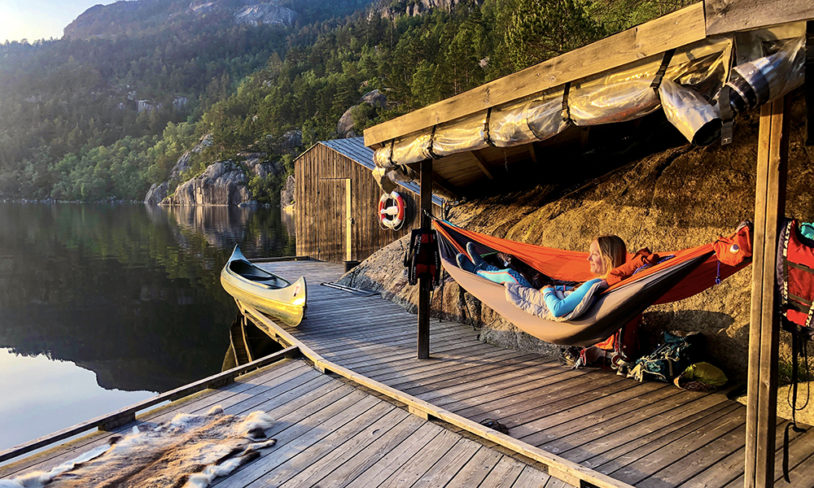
[0,0,692,202]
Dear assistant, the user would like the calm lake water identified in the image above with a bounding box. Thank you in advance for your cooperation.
[0,203,295,452]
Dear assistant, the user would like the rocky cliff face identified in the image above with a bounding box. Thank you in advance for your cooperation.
[378,0,463,19]
[339,101,814,382]
[161,157,276,206]
[145,134,213,205]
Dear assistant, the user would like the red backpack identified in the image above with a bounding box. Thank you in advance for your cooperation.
[776,219,814,483]
[777,219,814,336]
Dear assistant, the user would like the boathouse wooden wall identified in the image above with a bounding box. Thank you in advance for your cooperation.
[295,143,440,263]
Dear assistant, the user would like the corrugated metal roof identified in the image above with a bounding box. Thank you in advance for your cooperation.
[319,137,444,207]
[320,137,375,170]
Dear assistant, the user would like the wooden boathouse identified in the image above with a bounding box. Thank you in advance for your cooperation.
[294,137,443,264]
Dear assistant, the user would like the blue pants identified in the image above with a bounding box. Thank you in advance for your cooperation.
[476,263,532,287]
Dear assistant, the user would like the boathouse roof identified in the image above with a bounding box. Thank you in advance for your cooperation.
[304,137,445,207]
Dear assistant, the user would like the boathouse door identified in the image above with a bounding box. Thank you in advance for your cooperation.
[317,177,352,263]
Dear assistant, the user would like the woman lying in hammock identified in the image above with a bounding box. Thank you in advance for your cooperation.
[456,235,627,318]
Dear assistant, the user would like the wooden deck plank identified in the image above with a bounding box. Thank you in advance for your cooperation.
[376,428,463,487]
[636,423,747,488]
[451,372,627,424]
[722,417,814,488]
[431,368,587,410]
[575,395,735,467]
[521,384,681,447]
[543,388,717,457]
[410,437,482,488]
[477,455,528,487]
[395,354,553,396]
[602,405,745,483]
[328,336,487,369]
[513,464,554,487]
[445,446,504,487]
[275,410,421,487]
[371,349,533,386]
[213,389,381,486]
[588,403,741,474]
[511,381,667,440]
[342,423,450,487]
[315,328,476,361]
[235,400,398,487]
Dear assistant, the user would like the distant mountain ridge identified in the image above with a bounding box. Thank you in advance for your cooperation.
[63,0,368,39]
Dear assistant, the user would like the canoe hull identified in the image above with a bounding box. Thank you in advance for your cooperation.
[220,247,307,327]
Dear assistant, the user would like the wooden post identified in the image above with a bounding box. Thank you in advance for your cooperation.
[418,159,433,359]
[345,178,352,262]
[744,96,789,488]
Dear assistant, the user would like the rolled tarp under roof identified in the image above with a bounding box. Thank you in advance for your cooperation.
[371,22,806,172]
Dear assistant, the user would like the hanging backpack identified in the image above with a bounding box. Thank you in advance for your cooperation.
[404,229,441,287]
[776,218,814,483]
[778,219,814,336]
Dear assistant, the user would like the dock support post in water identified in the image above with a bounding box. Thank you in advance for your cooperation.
[418,158,433,359]
[744,95,789,488]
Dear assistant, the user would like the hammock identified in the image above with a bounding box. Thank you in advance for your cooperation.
[434,219,750,346]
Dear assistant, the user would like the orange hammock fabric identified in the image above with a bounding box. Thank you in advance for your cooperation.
[433,219,749,305]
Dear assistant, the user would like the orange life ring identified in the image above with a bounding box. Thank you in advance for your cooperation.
[378,191,406,230]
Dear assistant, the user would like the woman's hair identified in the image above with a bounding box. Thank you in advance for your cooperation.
[595,235,627,278]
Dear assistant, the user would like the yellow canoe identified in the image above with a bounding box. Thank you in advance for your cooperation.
[220,246,306,327]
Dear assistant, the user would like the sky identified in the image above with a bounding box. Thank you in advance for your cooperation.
[0,0,116,43]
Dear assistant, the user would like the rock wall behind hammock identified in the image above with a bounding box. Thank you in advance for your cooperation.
[339,97,814,383]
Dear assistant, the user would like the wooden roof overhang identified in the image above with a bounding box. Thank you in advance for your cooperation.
[363,0,813,197]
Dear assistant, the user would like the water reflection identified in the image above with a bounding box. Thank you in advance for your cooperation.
[0,203,294,449]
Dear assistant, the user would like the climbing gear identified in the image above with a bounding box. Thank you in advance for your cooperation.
[404,229,441,288]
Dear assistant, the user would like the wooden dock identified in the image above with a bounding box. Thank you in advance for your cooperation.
[0,352,561,487]
[239,260,814,487]
[4,259,814,487]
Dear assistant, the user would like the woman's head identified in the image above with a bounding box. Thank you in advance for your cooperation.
[588,235,627,277]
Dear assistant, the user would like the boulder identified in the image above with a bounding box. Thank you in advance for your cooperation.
[337,89,387,138]
[338,101,814,383]
[280,174,296,207]
[144,182,168,205]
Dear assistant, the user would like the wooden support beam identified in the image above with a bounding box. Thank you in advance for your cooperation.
[527,144,539,164]
[470,151,495,180]
[345,178,352,262]
[705,0,813,36]
[744,96,789,488]
[418,159,433,359]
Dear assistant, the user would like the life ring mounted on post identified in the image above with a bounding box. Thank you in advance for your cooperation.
[378,191,406,231]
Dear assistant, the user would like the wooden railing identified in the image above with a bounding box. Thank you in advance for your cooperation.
[0,346,300,464]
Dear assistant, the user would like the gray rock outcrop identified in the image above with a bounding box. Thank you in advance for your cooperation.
[144,134,213,205]
[144,182,169,205]
[280,174,296,207]
[234,3,297,26]
[161,157,276,206]
[337,89,387,138]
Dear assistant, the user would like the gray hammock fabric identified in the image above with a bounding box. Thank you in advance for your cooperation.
[441,251,707,347]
